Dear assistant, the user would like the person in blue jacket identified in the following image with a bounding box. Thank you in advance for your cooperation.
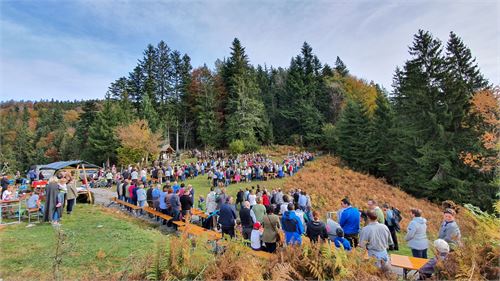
[339,197,360,247]
[281,203,304,245]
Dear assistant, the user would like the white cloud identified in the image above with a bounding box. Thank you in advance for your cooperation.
[0,0,498,101]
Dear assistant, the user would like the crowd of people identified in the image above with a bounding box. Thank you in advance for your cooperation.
[2,149,464,279]
[202,187,462,280]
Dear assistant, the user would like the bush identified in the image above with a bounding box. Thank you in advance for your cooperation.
[228,139,245,154]
[243,139,260,153]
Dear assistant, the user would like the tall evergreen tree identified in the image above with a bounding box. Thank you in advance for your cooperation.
[365,87,394,176]
[87,96,119,165]
[223,38,267,147]
[334,56,349,77]
[336,100,371,171]
[76,100,98,161]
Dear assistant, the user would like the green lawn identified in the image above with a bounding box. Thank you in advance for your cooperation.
[183,174,289,201]
[0,204,167,280]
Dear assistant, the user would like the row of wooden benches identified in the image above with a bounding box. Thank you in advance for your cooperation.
[110,197,274,260]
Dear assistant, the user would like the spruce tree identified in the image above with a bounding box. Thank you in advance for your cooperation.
[223,38,267,147]
[334,56,349,77]
[336,100,371,171]
[366,87,394,177]
[87,97,119,165]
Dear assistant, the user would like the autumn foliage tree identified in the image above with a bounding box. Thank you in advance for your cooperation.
[460,87,500,172]
[115,119,162,166]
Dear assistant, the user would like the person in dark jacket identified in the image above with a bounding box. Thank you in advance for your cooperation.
[236,188,244,209]
[339,197,360,247]
[239,201,255,239]
[180,190,193,218]
[306,210,328,243]
[219,196,237,238]
[43,177,61,224]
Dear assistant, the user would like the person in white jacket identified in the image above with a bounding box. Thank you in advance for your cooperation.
[405,208,428,258]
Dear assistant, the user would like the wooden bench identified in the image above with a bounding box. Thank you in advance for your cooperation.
[112,197,141,210]
[390,254,429,279]
[248,249,274,260]
[143,206,186,227]
[191,208,208,219]
[178,224,222,240]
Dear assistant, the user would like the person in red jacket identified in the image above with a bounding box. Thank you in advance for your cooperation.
[262,190,270,206]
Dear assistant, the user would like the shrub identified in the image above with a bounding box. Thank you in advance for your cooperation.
[243,139,260,153]
[229,139,245,154]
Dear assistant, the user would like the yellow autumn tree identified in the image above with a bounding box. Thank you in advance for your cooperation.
[115,119,162,166]
[461,87,500,172]
[341,76,379,115]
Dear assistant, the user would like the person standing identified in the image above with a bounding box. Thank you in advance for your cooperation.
[262,191,270,207]
[180,190,193,219]
[43,177,61,224]
[219,196,237,238]
[239,201,255,239]
[382,203,400,250]
[262,205,281,253]
[306,211,328,243]
[339,198,360,247]
[252,197,267,223]
[367,199,385,224]
[136,185,147,212]
[66,176,78,215]
[405,208,428,258]
[206,187,217,215]
[236,188,244,209]
[438,208,461,247]
[281,203,304,245]
[359,210,394,268]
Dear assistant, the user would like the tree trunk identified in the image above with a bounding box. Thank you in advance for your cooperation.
[176,121,179,152]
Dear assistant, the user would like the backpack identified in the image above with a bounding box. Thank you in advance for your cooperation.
[392,207,403,231]
[282,215,298,232]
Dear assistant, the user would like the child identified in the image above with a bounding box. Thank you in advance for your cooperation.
[27,190,44,213]
[2,185,14,200]
[136,184,147,214]
[197,195,206,212]
[334,228,352,251]
[250,222,265,251]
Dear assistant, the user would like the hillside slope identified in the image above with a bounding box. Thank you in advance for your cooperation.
[282,156,476,235]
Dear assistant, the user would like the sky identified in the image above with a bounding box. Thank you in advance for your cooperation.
[0,0,499,101]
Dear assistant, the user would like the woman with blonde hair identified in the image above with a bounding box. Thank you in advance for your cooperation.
[43,176,61,225]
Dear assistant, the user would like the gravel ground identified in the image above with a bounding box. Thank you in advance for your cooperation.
[89,187,116,205]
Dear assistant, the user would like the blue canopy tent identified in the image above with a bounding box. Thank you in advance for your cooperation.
[39,160,100,171]
[39,160,99,204]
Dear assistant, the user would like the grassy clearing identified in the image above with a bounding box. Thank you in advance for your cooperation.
[0,204,167,280]
[184,174,289,200]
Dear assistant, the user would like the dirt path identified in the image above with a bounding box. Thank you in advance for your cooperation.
[90,188,116,205]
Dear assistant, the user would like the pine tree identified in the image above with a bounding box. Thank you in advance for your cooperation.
[190,66,221,148]
[13,107,34,171]
[141,94,159,132]
[223,38,267,147]
[76,100,98,161]
[334,56,349,77]
[365,87,394,177]
[88,97,119,165]
[336,100,371,171]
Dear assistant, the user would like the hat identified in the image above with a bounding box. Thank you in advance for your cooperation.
[433,239,450,253]
[253,222,261,230]
[444,208,456,216]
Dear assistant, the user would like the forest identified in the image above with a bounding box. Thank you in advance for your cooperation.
[0,30,498,211]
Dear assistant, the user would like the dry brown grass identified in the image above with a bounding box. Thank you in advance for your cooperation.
[282,156,477,235]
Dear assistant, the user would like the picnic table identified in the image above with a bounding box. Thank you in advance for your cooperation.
[390,253,429,279]
[0,199,22,225]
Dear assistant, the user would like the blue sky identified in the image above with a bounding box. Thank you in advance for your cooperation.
[1,0,498,101]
